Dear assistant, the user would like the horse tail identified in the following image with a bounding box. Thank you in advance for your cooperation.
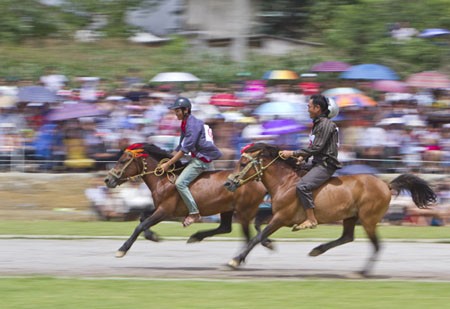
[389,174,437,209]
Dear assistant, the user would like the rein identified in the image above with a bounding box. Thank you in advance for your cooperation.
[107,150,182,184]
[230,151,282,187]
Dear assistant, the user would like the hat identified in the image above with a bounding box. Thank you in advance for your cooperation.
[168,97,192,110]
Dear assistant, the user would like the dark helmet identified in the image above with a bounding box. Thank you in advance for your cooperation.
[168,97,192,110]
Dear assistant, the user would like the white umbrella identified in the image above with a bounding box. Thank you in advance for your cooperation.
[150,72,200,83]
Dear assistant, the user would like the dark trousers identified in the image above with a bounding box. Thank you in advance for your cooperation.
[296,164,335,209]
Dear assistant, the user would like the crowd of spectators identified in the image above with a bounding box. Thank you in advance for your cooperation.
[1,71,449,225]
[1,72,448,175]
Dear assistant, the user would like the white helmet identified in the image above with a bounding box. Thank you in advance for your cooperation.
[327,97,339,119]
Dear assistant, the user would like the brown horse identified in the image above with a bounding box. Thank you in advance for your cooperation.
[104,143,268,258]
[224,143,437,276]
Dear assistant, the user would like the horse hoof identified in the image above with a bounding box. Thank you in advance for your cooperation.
[145,234,160,242]
[226,259,240,270]
[346,271,366,279]
[115,250,127,258]
[262,242,275,251]
[308,248,323,257]
[186,236,200,244]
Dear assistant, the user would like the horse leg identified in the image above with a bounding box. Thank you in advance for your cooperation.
[139,207,160,242]
[227,217,283,269]
[187,211,233,243]
[359,222,380,277]
[116,208,167,258]
[309,216,358,257]
[254,213,275,251]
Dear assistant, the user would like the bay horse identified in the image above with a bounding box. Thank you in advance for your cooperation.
[224,143,437,276]
[104,143,269,258]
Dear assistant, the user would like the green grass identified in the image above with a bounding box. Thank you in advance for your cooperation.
[0,220,449,241]
[1,277,449,309]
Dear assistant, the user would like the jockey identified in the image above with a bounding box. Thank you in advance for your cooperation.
[280,94,341,230]
[159,97,222,227]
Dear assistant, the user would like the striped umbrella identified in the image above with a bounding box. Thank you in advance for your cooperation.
[310,61,351,72]
[332,93,377,108]
[406,71,450,89]
[262,70,299,80]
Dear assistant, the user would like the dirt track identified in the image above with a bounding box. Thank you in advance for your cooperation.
[1,238,449,281]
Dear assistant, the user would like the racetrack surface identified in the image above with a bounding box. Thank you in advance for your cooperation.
[1,239,449,281]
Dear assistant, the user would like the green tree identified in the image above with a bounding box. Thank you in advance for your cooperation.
[63,0,162,37]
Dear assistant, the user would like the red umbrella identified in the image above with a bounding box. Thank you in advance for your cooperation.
[209,93,244,107]
[310,61,351,72]
[406,71,450,89]
[370,80,410,93]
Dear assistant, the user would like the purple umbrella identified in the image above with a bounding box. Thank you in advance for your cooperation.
[262,119,306,135]
[310,61,351,72]
[46,103,108,121]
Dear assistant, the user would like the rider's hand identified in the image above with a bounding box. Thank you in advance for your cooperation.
[280,150,293,159]
[160,162,170,172]
[296,156,304,165]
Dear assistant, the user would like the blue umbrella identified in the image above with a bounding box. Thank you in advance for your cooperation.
[418,28,450,38]
[253,101,309,121]
[17,85,58,103]
[340,64,399,80]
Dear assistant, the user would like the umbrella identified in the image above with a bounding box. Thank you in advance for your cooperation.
[322,87,362,96]
[17,85,59,103]
[370,80,410,93]
[0,96,17,108]
[262,119,306,135]
[340,64,399,80]
[253,101,309,120]
[405,71,450,89]
[209,93,244,107]
[418,28,450,38]
[332,93,377,108]
[149,72,200,83]
[334,164,380,176]
[310,61,351,72]
[262,70,299,80]
[46,103,108,121]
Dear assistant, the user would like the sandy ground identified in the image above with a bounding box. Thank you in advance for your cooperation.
[1,238,449,281]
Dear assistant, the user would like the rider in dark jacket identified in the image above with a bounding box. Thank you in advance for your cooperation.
[280,94,341,230]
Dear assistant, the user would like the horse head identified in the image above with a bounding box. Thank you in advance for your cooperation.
[224,143,271,192]
[104,143,151,188]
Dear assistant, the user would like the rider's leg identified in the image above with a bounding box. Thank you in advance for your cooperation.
[294,165,335,230]
[175,158,210,226]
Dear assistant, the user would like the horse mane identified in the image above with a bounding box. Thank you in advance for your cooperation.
[243,143,302,172]
[126,143,185,169]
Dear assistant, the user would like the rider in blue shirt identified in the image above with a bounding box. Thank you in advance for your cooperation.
[160,97,222,227]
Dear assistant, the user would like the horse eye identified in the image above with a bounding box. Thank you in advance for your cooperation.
[240,163,247,168]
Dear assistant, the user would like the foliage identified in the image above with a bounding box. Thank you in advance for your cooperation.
[62,0,163,37]
[0,0,75,43]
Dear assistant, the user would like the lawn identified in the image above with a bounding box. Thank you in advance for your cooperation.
[1,277,449,309]
[0,220,449,241]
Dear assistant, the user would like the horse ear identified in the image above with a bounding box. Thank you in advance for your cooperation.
[241,143,254,154]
